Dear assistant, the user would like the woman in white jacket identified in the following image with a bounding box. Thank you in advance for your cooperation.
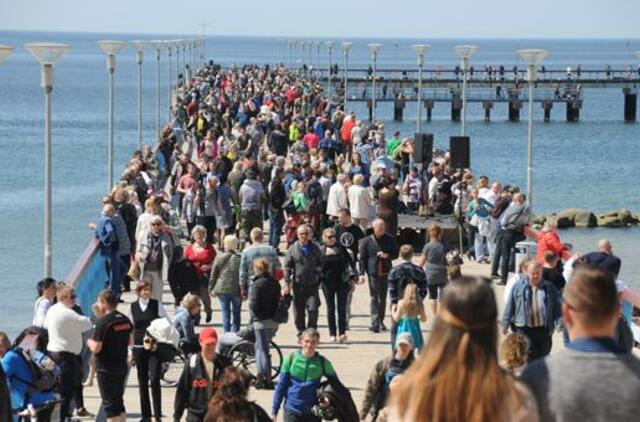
[348,174,372,231]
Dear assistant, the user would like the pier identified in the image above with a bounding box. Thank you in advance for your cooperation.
[314,67,640,122]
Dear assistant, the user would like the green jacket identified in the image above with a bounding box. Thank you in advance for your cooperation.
[209,252,242,296]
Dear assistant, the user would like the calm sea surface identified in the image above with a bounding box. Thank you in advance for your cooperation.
[0,31,639,337]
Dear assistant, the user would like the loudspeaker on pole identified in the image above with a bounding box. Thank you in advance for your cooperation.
[449,136,470,169]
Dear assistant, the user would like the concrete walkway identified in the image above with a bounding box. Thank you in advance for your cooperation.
[80,254,555,421]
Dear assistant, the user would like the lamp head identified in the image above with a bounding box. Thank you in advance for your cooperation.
[341,42,352,52]
[98,40,126,56]
[518,49,548,66]
[0,45,14,66]
[454,45,478,60]
[25,43,71,65]
[368,43,382,59]
[325,41,334,49]
[412,44,430,65]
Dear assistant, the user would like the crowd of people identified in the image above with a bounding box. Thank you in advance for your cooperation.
[1,60,640,422]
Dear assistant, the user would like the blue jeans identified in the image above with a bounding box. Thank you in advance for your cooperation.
[105,254,124,296]
[254,327,274,378]
[268,208,285,252]
[218,294,242,332]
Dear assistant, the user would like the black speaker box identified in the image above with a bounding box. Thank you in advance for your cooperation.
[413,133,433,163]
[449,136,470,169]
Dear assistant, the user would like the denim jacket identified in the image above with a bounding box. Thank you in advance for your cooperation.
[501,277,562,332]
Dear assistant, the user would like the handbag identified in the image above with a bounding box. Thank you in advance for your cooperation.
[127,258,140,280]
[469,213,480,227]
[274,294,292,323]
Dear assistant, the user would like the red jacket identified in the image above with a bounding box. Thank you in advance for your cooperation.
[536,230,567,264]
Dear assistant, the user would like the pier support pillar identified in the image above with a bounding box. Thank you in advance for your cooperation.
[366,99,373,122]
[566,100,582,122]
[623,88,637,122]
[451,89,461,122]
[507,88,521,122]
[424,100,434,122]
[394,98,406,121]
[482,101,493,122]
[542,101,553,122]
[508,100,522,122]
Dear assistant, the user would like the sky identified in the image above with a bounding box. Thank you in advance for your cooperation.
[1,0,639,38]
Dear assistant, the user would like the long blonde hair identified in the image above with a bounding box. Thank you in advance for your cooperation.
[390,278,522,422]
[397,283,422,319]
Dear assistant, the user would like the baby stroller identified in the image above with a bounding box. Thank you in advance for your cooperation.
[142,319,184,386]
[218,330,283,381]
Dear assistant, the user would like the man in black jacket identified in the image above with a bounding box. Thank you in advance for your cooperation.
[267,124,289,156]
[359,219,399,333]
[284,224,324,338]
[174,328,231,422]
[268,167,286,252]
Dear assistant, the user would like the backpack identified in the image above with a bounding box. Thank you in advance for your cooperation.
[11,348,60,395]
[313,355,359,422]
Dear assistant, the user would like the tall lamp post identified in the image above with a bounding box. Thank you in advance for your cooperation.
[454,45,478,136]
[412,44,430,133]
[98,40,126,192]
[25,42,71,278]
[341,42,351,112]
[131,41,145,150]
[518,48,548,211]
[174,40,181,87]
[150,41,162,136]
[368,43,382,122]
[315,41,320,80]
[325,41,334,98]
[167,41,174,121]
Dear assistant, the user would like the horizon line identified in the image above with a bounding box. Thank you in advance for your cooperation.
[1,28,639,41]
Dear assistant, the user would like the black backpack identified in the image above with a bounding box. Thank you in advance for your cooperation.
[313,356,359,422]
[10,348,60,397]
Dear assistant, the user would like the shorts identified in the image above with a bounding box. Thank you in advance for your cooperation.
[427,285,444,300]
[97,368,128,418]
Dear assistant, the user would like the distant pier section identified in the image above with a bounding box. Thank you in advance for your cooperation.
[314,67,640,122]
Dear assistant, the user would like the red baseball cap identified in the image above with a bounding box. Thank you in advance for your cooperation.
[199,327,218,345]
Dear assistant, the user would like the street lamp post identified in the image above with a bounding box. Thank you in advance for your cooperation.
[341,42,351,112]
[150,41,162,136]
[454,45,478,136]
[518,49,548,211]
[325,41,334,98]
[131,41,145,150]
[167,41,173,121]
[25,42,71,278]
[412,44,431,133]
[315,41,320,80]
[98,40,126,192]
[368,43,382,122]
[174,40,181,88]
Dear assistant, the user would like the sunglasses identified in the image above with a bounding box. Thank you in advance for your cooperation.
[151,223,162,227]
[326,235,335,239]
[69,294,77,299]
